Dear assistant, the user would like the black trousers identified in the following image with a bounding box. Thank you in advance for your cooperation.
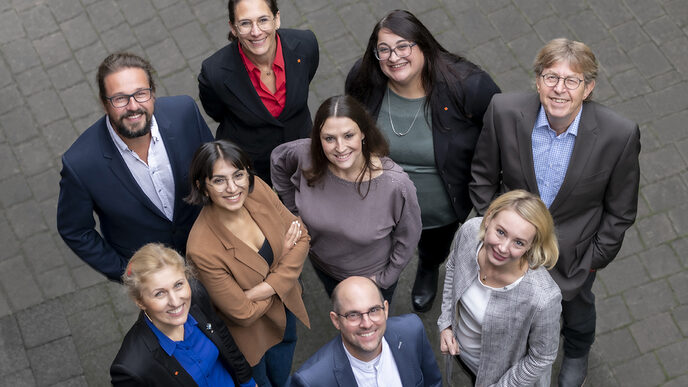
[417,221,461,269]
[561,271,597,358]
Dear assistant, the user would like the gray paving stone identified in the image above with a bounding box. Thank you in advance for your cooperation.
[611,20,650,51]
[321,33,359,69]
[646,83,688,117]
[15,66,51,97]
[159,1,195,29]
[36,266,77,299]
[656,339,688,378]
[639,244,682,280]
[663,0,688,27]
[100,22,139,53]
[472,39,517,75]
[80,341,120,387]
[453,7,499,46]
[59,284,110,316]
[595,328,640,364]
[567,10,610,45]
[636,213,678,248]
[32,32,72,68]
[548,0,587,15]
[609,96,653,126]
[26,168,60,202]
[668,270,688,304]
[73,41,108,73]
[160,68,197,97]
[625,0,667,23]
[46,60,85,92]
[118,0,157,26]
[598,255,649,295]
[306,7,346,44]
[293,0,329,14]
[204,18,231,49]
[86,0,125,33]
[667,205,688,238]
[0,85,23,116]
[662,374,688,387]
[60,82,98,120]
[22,232,65,274]
[337,3,378,48]
[26,336,83,386]
[14,137,54,176]
[47,0,83,23]
[6,200,49,239]
[171,22,212,60]
[587,363,619,387]
[494,67,533,94]
[613,352,666,387]
[26,88,67,126]
[609,68,652,99]
[0,143,20,181]
[59,13,97,51]
[0,256,43,310]
[133,16,170,48]
[151,0,180,11]
[0,215,19,262]
[21,5,59,40]
[648,70,682,91]
[67,304,122,353]
[0,174,31,208]
[16,299,70,348]
[146,38,186,77]
[617,226,644,259]
[589,0,633,28]
[596,295,632,333]
[625,280,677,320]
[42,118,79,157]
[490,5,532,41]
[51,375,89,387]
[0,368,35,387]
[0,59,10,89]
[533,15,575,42]
[642,176,688,213]
[645,16,683,46]
[0,289,9,318]
[0,107,39,146]
[630,312,682,352]
[1,38,42,74]
[0,9,26,44]
[640,145,686,183]
[0,315,30,374]
[592,38,634,76]
[106,281,138,318]
[507,31,545,72]
[662,37,688,79]
[512,0,555,24]
[628,42,673,79]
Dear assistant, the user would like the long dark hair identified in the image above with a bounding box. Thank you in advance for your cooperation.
[305,95,389,198]
[346,9,477,122]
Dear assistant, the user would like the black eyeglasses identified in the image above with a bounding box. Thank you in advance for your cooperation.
[105,88,153,108]
[335,305,385,324]
[540,74,584,90]
[374,43,417,61]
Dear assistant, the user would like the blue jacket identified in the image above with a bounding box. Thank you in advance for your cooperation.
[57,95,213,280]
[289,314,442,386]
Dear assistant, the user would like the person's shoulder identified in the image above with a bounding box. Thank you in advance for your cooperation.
[202,42,236,67]
[293,337,341,377]
[526,267,562,300]
[62,115,108,163]
[280,28,316,43]
[463,217,482,233]
[379,158,414,188]
[387,313,424,332]
[585,100,637,132]
[111,315,152,371]
[154,95,196,110]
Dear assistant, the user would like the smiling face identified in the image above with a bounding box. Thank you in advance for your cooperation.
[230,0,280,60]
[103,67,155,139]
[330,277,389,362]
[320,116,366,180]
[136,266,191,339]
[482,209,537,271]
[205,159,250,214]
[536,60,595,134]
[376,28,425,92]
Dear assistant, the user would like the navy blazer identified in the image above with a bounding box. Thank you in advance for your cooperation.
[289,314,442,387]
[198,29,319,183]
[110,281,254,386]
[57,96,214,281]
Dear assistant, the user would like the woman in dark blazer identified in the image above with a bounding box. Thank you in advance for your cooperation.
[110,243,255,387]
[198,0,319,184]
[345,9,500,312]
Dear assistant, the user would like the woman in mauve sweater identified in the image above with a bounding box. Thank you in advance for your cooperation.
[271,95,421,303]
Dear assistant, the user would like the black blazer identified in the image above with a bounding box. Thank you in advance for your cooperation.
[345,59,500,222]
[110,282,253,386]
[198,29,319,183]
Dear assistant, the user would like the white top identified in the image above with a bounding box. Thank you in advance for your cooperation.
[457,242,526,373]
[343,337,402,387]
[106,115,175,220]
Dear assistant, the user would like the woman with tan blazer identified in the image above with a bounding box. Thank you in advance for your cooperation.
[185,140,309,387]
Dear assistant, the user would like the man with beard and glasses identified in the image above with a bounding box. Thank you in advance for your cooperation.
[288,277,441,387]
[57,52,213,281]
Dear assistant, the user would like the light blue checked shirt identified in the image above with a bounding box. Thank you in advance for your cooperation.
[531,106,583,208]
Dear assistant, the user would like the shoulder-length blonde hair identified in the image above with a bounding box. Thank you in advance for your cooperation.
[478,190,559,270]
[121,243,195,301]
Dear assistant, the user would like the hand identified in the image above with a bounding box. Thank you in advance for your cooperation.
[440,328,460,355]
[282,220,302,252]
[244,282,276,302]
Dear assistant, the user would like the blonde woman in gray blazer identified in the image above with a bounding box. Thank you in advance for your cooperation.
[438,190,561,386]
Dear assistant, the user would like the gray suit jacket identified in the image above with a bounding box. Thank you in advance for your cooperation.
[438,218,561,387]
[470,92,640,299]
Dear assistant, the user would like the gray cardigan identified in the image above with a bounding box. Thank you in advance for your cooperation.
[438,217,561,387]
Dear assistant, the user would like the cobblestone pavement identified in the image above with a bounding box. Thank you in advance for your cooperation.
[1,0,687,385]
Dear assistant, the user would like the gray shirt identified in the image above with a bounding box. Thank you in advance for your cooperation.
[271,139,422,288]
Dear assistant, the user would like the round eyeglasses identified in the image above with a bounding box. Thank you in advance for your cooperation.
[335,305,385,324]
[105,88,153,108]
[235,16,275,35]
[207,171,248,192]
[374,43,417,61]
[540,73,584,90]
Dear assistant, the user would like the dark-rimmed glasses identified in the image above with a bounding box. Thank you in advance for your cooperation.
[105,88,153,108]
[235,16,275,35]
[540,73,584,90]
[374,43,417,61]
[335,305,385,324]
